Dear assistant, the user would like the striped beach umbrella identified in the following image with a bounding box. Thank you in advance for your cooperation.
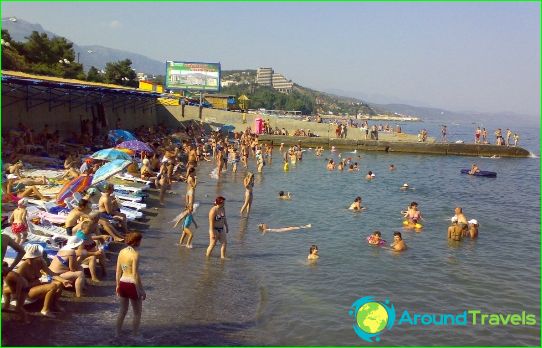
[91,159,132,185]
[90,148,132,161]
[117,140,153,153]
[56,175,93,204]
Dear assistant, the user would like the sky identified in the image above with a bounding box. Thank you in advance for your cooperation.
[1,1,540,117]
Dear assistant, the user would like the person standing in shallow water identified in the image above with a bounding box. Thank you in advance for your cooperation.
[116,232,145,338]
[240,172,254,216]
[206,196,229,259]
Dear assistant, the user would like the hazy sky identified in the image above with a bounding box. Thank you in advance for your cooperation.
[2,2,540,116]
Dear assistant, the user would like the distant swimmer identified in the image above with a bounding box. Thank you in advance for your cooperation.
[400,183,409,191]
[390,231,407,251]
[454,207,468,231]
[366,171,375,180]
[307,245,319,260]
[468,163,480,175]
[331,146,336,152]
[447,216,463,241]
[283,161,289,172]
[326,159,335,171]
[349,196,365,211]
[337,161,344,171]
[389,164,396,171]
[467,219,479,239]
[367,231,386,246]
[278,191,292,200]
[258,223,312,234]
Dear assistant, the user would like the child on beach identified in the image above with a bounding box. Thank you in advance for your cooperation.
[9,198,28,244]
[174,206,198,248]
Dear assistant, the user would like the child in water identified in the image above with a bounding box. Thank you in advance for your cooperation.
[308,245,319,260]
[367,231,386,246]
[174,206,198,248]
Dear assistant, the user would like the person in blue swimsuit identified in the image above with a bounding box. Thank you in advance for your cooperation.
[176,206,198,248]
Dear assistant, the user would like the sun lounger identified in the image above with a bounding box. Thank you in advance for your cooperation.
[118,200,147,211]
[114,173,151,185]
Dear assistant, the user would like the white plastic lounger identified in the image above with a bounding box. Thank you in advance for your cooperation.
[118,200,147,211]
[114,173,151,185]
[115,184,149,192]
[114,193,143,203]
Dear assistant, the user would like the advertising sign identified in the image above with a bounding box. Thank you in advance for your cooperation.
[165,61,221,91]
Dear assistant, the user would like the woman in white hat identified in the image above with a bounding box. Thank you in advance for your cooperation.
[467,219,479,239]
[49,236,86,297]
[4,244,72,318]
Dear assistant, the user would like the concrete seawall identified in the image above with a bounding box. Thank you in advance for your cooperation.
[258,135,532,158]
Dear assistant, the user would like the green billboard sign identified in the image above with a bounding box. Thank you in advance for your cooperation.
[165,61,221,91]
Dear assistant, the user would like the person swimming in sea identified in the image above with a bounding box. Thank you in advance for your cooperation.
[349,196,365,211]
[367,231,386,246]
[390,231,407,251]
[366,171,375,180]
[278,191,291,200]
[258,223,311,234]
[307,245,319,260]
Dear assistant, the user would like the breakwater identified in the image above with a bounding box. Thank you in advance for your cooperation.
[258,135,532,158]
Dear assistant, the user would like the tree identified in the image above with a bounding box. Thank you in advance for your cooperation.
[1,30,28,71]
[104,59,138,87]
[87,66,104,83]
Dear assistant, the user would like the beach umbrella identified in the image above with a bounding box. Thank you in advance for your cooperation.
[91,159,132,185]
[116,148,135,156]
[117,140,153,153]
[91,148,132,161]
[108,129,137,143]
[56,175,93,204]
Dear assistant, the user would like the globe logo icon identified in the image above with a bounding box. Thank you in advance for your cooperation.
[356,302,389,334]
[349,296,396,342]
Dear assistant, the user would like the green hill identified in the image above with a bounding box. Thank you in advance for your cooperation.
[221,70,378,116]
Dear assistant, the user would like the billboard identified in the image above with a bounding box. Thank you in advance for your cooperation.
[165,61,221,91]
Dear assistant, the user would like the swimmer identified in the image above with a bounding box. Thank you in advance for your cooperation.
[367,231,386,246]
[258,223,311,234]
[278,191,291,200]
[390,231,407,251]
[447,216,463,241]
[468,163,480,175]
[400,183,409,191]
[307,245,319,260]
[366,171,375,180]
[349,196,365,211]
[326,159,335,171]
[389,164,396,171]
[467,219,479,239]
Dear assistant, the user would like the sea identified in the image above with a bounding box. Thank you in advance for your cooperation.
[36,118,540,346]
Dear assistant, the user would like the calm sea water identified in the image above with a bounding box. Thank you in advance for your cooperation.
[44,121,539,346]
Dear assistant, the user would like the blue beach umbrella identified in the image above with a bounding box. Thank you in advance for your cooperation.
[108,129,137,143]
[91,159,132,185]
[117,140,153,153]
[90,148,132,161]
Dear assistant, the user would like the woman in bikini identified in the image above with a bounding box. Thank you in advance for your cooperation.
[185,167,197,210]
[206,196,229,259]
[116,232,145,337]
[240,172,254,216]
[49,235,85,297]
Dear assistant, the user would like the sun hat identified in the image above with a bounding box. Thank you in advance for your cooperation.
[403,183,409,187]
[451,216,458,223]
[468,219,478,225]
[22,244,44,260]
[61,235,84,251]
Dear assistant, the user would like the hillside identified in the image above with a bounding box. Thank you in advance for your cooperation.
[2,18,164,74]
[222,70,379,116]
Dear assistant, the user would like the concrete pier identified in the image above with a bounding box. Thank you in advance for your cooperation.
[258,135,532,158]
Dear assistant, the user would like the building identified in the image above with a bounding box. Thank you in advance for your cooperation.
[204,94,237,110]
[256,67,273,86]
[271,73,293,93]
[256,67,293,93]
